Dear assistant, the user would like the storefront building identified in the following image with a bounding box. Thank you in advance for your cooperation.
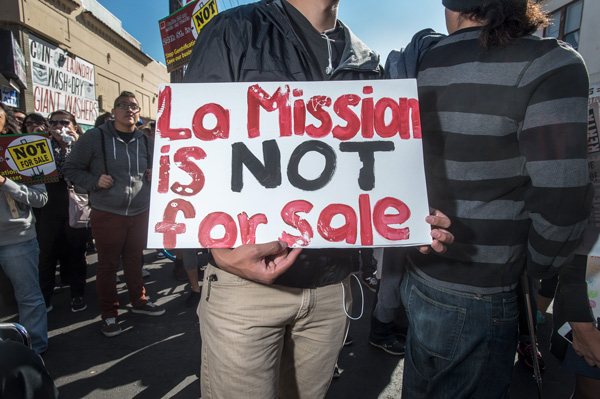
[1,0,169,129]
[538,0,599,84]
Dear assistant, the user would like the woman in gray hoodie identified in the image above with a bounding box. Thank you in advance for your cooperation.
[0,173,48,354]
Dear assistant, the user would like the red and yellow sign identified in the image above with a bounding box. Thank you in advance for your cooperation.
[159,0,219,73]
[1,133,58,185]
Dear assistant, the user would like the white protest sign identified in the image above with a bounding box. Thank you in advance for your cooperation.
[28,34,99,125]
[147,80,431,249]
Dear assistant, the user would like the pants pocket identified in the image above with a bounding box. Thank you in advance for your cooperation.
[407,284,466,361]
[494,295,519,324]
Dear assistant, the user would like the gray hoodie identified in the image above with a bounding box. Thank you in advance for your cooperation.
[0,179,47,246]
[63,120,152,216]
[385,28,445,79]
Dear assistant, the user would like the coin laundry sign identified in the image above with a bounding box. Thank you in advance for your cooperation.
[0,133,58,185]
[147,80,432,249]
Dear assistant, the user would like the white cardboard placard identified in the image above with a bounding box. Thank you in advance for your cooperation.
[147,80,431,249]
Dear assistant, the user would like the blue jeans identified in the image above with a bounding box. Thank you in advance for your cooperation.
[0,238,48,354]
[400,269,518,399]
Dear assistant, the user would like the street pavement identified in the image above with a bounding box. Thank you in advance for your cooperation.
[0,250,577,398]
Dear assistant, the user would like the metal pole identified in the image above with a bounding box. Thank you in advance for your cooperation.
[169,0,184,83]
[521,271,543,399]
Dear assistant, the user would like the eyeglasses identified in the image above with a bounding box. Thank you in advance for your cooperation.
[48,119,72,127]
[25,120,46,127]
[116,103,140,112]
[14,116,25,123]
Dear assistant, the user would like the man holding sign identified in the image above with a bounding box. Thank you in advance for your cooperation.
[182,0,452,397]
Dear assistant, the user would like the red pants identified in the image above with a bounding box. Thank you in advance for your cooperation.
[91,209,148,319]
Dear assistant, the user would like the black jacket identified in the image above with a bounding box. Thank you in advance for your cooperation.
[184,0,382,83]
[184,0,383,288]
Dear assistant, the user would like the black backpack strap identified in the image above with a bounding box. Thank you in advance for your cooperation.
[100,130,109,175]
[144,134,152,167]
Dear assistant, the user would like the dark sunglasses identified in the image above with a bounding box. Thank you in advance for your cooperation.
[48,119,72,127]
[25,120,46,127]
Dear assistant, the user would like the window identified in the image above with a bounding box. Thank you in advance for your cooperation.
[544,0,583,50]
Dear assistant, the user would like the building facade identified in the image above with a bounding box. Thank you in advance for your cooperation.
[1,0,169,128]
[538,0,600,84]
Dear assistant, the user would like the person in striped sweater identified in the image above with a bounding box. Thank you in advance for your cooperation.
[389,0,597,397]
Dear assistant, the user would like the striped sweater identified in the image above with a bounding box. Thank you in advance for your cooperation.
[409,27,592,294]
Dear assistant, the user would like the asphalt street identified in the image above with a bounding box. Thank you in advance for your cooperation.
[0,250,576,398]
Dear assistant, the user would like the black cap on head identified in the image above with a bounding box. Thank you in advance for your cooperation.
[442,0,484,11]
[443,0,527,12]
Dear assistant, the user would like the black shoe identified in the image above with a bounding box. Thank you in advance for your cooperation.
[185,291,201,308]
[101,317,122,337]
[86,242,96,254]
[517,339,545,372]
[101,317,121,337]
[392,326,408,339]
[360,273,378,293]
[71,297,87,312]
[369,338,405,356]
[132,301,166,316]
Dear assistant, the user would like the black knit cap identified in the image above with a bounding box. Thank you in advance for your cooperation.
[442,0,526,12]
[442,0,485,11]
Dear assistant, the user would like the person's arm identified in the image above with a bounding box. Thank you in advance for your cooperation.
[0,176,48,208]
[554,256,599,366]
[63,130,107,192]
[521,44,592,279]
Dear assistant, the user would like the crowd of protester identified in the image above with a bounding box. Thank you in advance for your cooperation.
[2,0,600,398]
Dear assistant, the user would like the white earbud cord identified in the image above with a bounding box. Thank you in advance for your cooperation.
[342,273,364,321]
[320,33,334,75]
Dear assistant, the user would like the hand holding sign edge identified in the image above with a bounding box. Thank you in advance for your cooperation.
[418,208,454,254]
[211,241,303,284]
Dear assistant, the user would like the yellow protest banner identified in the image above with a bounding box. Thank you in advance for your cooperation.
[7,139,53,171]
[192,0,218,33]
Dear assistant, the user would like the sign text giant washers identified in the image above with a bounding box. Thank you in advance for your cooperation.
[28,34,99,125]
[147,80,432,249]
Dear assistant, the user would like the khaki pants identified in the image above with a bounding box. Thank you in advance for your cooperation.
[198,264,351,399]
